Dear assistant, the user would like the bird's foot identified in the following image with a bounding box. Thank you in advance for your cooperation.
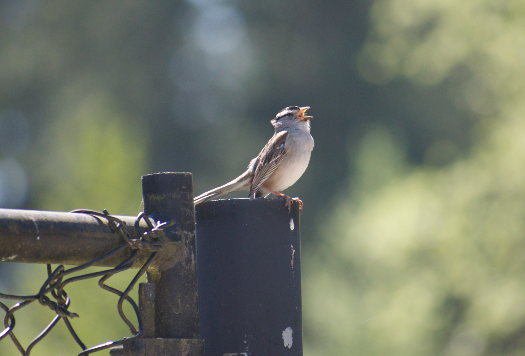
[284,196,303,213]
[262,185,303,213]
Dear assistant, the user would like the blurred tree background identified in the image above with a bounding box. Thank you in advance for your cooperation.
[1,0,524,355]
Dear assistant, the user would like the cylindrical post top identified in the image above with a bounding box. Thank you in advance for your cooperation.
[196,197,303,355]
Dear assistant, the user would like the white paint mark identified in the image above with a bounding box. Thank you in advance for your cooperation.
[31,218,41,240]
[282,327,293,349]
[291,245,295,268]
[1,254,18,261]
[31,218,39,232]
[289,218,294,230]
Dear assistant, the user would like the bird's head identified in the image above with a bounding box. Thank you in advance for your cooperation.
[271,106,312,130]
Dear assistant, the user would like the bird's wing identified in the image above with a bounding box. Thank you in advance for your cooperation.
[249,131,288,197]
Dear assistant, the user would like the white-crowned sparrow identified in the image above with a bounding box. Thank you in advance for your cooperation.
[194,106,314,212]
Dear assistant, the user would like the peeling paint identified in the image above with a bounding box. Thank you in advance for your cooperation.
[282,327,293,349]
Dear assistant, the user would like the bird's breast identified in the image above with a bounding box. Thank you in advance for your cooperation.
[264,131,314,192]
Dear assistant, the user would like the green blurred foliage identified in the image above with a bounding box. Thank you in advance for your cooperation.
[33,94,148,213]
[305,0,525,355]
[0,0,524,355]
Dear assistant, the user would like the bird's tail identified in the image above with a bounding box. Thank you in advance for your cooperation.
[194,171,251,205]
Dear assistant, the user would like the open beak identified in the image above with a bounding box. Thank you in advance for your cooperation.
[298,106,312,121]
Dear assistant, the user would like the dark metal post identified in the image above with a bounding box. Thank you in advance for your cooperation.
[196,198,303,356]
[137,172,204,355]
[139,283,156,338]
[142,172,199,338]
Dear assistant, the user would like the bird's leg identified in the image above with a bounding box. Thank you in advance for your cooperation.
[262,185,303,213]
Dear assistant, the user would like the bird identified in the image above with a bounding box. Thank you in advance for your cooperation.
[194,106,314,212]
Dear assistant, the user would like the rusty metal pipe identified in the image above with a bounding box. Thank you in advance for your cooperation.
[0,208,151,267]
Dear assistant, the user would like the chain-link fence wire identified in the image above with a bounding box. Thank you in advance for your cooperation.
[0,209,171,356]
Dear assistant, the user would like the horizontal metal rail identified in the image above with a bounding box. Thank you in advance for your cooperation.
[0,208,151,267]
